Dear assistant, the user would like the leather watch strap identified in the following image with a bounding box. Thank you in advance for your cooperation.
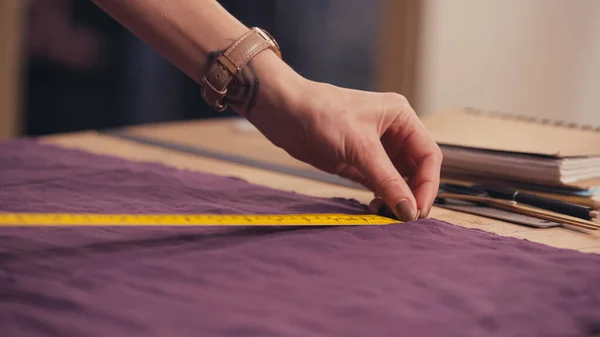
[201,27,282,112]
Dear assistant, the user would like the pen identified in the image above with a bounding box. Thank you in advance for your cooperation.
[474,185,599,221]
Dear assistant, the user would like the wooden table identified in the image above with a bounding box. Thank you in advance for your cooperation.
[41,117,600,254]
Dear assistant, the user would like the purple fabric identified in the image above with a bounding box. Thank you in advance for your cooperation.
[1,138,600,337]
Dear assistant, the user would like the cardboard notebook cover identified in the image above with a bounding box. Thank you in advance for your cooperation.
[420,107,600,189]
[420,107,600,158]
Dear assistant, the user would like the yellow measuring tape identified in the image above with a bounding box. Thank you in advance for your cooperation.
[0,213,399,227]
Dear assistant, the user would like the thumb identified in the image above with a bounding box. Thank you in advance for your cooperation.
[353,141,419,222]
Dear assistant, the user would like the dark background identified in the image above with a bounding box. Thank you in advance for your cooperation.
[22,0,379,136]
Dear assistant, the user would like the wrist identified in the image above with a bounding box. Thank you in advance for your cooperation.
[226,47,308,119]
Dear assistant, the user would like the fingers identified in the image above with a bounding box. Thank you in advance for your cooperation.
[395,110,443,218]
[334,164,375,191]
[368,197,401,220]
[368,197,385,214]
[353,140,419,222]
[411,153,442,218]
[293,151,375,191]
[388,148,416,181]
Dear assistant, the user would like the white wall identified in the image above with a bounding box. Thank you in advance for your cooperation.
[416,0,600,127]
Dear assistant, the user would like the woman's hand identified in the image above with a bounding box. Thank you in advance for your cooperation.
[229,51,443,221]
[87,0,441,220]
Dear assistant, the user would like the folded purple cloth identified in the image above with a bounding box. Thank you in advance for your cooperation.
[1,139,599,337]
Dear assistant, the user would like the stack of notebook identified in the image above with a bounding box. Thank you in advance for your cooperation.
[420,107,600,209]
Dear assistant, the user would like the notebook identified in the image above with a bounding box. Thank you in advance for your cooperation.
[420,107,600,190]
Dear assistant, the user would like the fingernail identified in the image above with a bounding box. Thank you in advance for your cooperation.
[395,199,417,222]
[368,198,385,214]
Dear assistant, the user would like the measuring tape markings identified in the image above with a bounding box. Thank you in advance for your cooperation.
[0,213,400,227]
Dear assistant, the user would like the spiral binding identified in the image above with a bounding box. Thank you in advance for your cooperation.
[463,107,600,132]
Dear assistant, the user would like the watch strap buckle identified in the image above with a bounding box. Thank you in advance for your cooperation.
[200,27,281,112]
[201,76,228,112]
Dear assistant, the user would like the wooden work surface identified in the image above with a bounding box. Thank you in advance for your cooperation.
[41,118,600,254]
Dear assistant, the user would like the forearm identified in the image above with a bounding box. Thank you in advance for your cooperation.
[91,1,437,218]
[90,0,247,83]
[91,0,304,118]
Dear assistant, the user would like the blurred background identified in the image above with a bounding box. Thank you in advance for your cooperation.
[1,0,599,140]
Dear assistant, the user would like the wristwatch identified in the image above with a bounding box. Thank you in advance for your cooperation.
[201,27,282,112]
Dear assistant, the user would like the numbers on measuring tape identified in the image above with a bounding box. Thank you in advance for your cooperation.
[0,213,400,226]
